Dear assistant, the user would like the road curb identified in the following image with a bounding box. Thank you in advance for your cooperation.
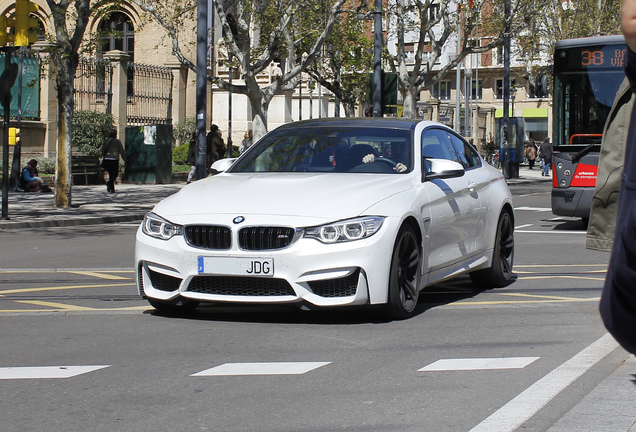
[0,214,145,230]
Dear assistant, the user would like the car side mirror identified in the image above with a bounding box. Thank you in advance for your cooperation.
[423,158,465,181]
[210,158,237,174]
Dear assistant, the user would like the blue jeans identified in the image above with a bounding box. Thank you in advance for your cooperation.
[542,159,551,176]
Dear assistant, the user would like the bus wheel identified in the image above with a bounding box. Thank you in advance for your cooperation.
[470,211,514,288]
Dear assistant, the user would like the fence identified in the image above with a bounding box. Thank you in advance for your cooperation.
[126,62,173,126]
[73,58,173,126]
[73,58,113,114]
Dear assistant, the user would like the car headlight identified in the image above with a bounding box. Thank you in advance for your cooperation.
[304,217,384,244]
[142,212,183,240]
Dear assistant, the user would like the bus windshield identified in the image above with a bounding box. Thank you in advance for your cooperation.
[553,36,626,150]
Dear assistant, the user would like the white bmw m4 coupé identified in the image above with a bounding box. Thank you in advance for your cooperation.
[136,118,514,319]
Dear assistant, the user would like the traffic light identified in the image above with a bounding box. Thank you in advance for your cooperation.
[8,128,20,146]
[14,0,39,47]
[0,15,15,46]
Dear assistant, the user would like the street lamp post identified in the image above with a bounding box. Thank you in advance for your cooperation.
[501,0,510,179]
[509,86,519,178]
[372,0,382,117]
[195,0,208,179]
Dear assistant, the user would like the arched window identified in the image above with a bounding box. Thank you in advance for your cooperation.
[100,12,134,99]
[100,12,134,61]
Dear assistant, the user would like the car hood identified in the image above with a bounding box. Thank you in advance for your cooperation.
[153,173,413,224]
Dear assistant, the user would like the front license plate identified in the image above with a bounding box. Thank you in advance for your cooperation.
[198,257,274,277]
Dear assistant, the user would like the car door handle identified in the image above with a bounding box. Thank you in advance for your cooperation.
[468,181,477,192]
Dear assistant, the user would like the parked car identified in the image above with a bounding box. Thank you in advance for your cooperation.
[136,118,514,319]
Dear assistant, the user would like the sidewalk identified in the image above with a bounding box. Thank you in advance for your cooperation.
[0,182,184,230]
[504,163,552,185]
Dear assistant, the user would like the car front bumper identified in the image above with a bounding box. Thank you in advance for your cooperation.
[135,219,400,308]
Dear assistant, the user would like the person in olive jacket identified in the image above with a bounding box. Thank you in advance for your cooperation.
[586,77,633,252]
[600,0,636,355]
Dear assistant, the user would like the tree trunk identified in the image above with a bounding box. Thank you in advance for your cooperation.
[402,89,418,119]
[251,104,268,142]
[54,63,74,208]
[343,102,356,117]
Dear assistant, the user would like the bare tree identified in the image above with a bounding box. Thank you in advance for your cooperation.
[305,7,374,117]
[385,0,550,118]
[510,0,620,97]
[134,0,347,140]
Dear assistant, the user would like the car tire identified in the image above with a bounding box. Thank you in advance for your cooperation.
[385,224,421,320]
[148,297,199,313]
[470,210,514,288]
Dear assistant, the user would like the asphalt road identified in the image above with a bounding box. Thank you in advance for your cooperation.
[0,182,628,432]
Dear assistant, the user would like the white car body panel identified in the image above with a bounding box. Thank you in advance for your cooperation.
[153,173,413,224]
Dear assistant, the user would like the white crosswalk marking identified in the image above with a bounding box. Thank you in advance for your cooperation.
[470,334,618,432]
[191,362,331,376]
[0,365,110,379]
[418,357,540,372]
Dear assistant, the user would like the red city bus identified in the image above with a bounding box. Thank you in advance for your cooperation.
[551,35,626,223]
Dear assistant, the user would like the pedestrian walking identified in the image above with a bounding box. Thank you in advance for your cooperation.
[186,132,197,184]
[524,141,537,170]
[539,137,552,176]
[102,129,126,193]
[206,124,226,171]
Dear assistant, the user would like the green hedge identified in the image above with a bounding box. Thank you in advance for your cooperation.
[72,111,116,156]
[173,143,189,165]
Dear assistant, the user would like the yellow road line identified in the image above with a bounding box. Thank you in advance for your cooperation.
[518,275,604,281]
[501,293,587,301]
[514,264,607,268]
[15,300,96,311]
[515,270,606,275]
[66,271,131,280]
[455,297,600,306]
[0,283,135,295]
[0,306,149,313]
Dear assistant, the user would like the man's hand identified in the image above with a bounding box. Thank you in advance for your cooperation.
[394,163,407,173]
[623,0,636,52]
[362,154,375,164]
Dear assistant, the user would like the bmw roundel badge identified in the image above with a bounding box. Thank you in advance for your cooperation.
[233,216,245,224]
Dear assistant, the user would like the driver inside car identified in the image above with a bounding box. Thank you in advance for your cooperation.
[362,154,407,172]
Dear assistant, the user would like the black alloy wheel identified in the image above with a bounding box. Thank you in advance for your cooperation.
[470,210,514,288]
[386,224,422,319]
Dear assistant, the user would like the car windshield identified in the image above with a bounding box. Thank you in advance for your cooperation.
[229,126,413,173]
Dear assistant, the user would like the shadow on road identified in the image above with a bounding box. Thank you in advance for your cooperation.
[540,217,588,231]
